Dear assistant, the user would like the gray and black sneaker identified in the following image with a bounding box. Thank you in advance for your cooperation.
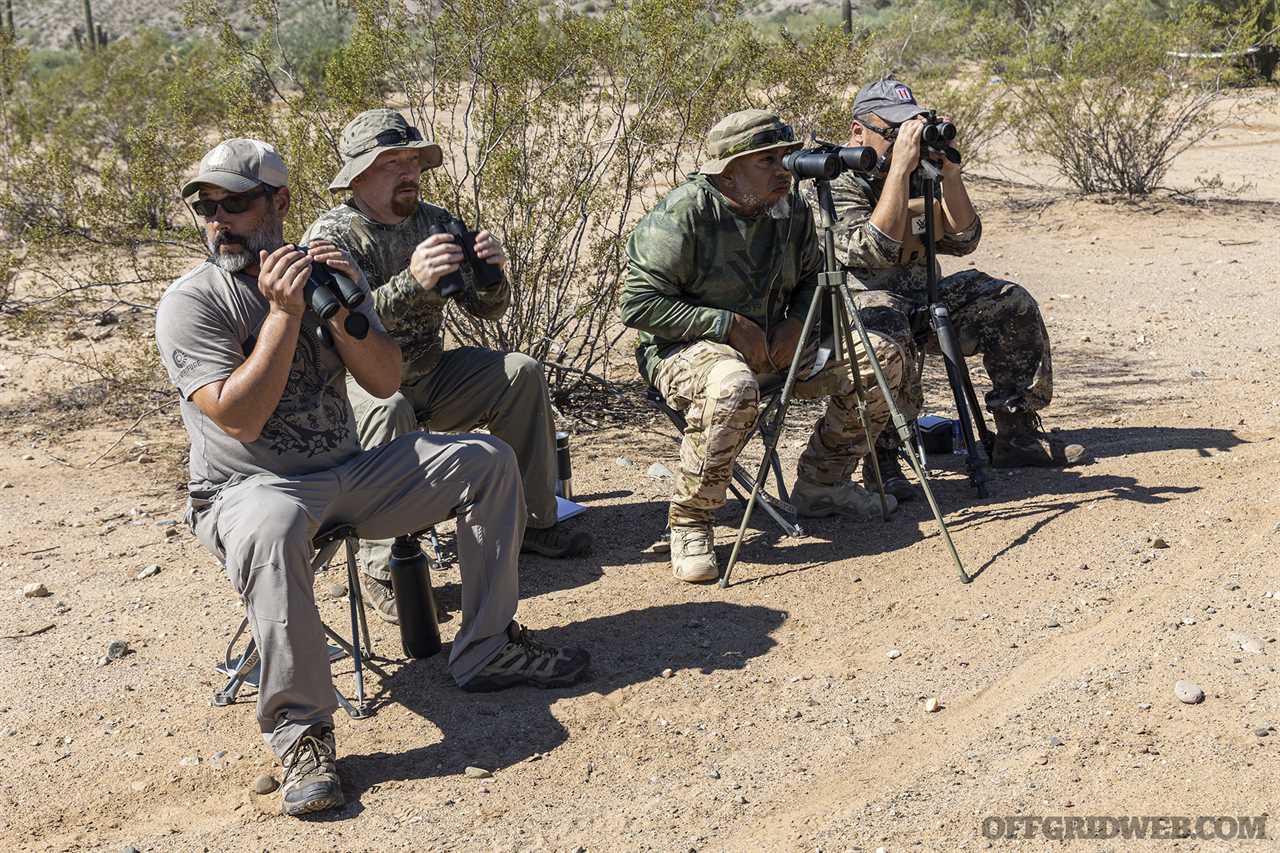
[461,622,590,692]
[521,524,593,558]
[360,573,399,625]
[281,724,344,817]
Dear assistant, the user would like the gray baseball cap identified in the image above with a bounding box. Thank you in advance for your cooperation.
[329,108,443,192]
[851,77,929,125]
[181,138,288,200]
[700,109,800,175]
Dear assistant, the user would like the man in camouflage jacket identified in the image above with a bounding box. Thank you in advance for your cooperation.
[305,109,590,622]
[805,79,1085,500]
[621,109,912,584]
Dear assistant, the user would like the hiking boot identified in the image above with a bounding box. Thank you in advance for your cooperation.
[281,724,343,817]
[792,479,898,519]
[360,573,399,626]
[669,523,718,584]
[991,411,1088,468]
[861,444,918,502]
[521,524,593,558]
[461,621,591,692]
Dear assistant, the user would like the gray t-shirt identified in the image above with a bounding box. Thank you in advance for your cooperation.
[155,260,385,508]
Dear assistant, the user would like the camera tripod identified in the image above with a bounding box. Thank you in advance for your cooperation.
[719,173,971,587]
[915,158,994,497]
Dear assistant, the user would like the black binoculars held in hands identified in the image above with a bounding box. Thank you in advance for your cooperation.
[919,111,961,165]
[294,244,370,342]
[426,217,504,299]
[784,142,878,180]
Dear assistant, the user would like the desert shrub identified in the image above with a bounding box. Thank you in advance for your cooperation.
[1002,0,1251,195]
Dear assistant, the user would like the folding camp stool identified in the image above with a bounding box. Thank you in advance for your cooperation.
[645,377,803,539]
[212,523,390,720]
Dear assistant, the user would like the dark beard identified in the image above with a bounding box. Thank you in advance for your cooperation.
[209,217,283,273]
[390,183,420,218]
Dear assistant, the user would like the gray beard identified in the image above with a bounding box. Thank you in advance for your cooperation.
[209,219,282,273]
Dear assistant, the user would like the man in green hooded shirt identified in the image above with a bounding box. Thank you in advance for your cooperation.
[621,109,912,584]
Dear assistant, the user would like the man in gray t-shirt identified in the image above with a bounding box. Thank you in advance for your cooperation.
[158,139,590,818]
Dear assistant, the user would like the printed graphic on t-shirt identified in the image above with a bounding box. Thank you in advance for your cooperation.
[257,331,351,457]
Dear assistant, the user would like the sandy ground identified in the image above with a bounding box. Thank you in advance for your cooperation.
[1,114,1279,852]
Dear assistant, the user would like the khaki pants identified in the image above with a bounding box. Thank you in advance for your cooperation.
[650,335,909,527]
[347,346,558,581]
[190,432,524,758]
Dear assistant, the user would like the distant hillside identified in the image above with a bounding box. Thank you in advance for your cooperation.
[9,0,857,51]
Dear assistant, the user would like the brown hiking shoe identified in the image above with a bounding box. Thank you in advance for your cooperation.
[360,573,399,625]
[281,724,344,817]
[669,524,718,583]
[793,479,897,519]
[861,443,918,502]
[521,524,593,558]
[991,411,1088,468]
[461,621,590,692]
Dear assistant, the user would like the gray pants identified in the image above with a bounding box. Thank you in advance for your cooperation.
[347,346,557,582]
[191,432,524,758]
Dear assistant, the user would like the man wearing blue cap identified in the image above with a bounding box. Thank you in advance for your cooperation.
[806,77,1086,498]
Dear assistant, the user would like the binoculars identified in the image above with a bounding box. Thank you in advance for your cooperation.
[294,245,369,342]
[426,217,504,299]
[784,144,878,180]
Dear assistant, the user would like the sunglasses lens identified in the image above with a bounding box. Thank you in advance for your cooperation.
[192,200,216,217]
[220,195,252,214]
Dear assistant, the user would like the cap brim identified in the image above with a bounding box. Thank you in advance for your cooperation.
[700,140,802,176]
[181,170,260,200]
[328,141,444,192]
[862,104,929,125]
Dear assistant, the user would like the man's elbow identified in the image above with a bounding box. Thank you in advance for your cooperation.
[220,421,262,444]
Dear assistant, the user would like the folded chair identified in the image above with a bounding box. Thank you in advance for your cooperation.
[212,524,389,720]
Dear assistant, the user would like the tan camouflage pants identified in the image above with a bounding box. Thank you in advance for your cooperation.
[651,336,909,527]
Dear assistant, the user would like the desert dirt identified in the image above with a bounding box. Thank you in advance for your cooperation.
[0,106,1278,853]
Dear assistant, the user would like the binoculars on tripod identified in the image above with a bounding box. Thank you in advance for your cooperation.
[426,217,504,299]
[295,245,370,343]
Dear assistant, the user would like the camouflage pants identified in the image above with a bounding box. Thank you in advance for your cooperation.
[651,336,910,527]
[855,269,1054,422]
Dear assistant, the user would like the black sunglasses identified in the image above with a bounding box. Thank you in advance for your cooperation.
[191,185,273,219]
[348,126,424,158]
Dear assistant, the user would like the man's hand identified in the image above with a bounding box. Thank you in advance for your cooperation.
[767,318,804,372]
[727,313,772,374]
[257,244,310,317]
[472,229,507,269]
[304,239,359,280]
[409,233,465,291]
[887,116,925,178]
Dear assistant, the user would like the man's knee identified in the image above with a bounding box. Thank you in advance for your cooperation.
[503,352,546,389]
[357,392,418,444]
[417,432,519,480]
[703,360,759,427]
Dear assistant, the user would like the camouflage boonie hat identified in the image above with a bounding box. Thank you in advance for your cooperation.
[329,108,443,192]
[699,109,800,176]
[181,138,288,200]
[852,77,929,125]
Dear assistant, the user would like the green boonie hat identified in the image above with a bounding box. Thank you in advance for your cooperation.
[181,138,288,200]
[329,108,444,192]
[699,109,800,176]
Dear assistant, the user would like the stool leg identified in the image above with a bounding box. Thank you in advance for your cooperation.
[343,539,367,715]
[346,538,374,657]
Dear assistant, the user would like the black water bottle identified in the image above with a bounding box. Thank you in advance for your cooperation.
[388,535,441,658]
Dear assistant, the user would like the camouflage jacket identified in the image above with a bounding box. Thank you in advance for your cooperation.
[303,199,510,384]
[803,170,982,300]
[621,174,822,385]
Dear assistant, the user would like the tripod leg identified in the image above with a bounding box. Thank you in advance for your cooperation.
[837,284,971,584]
[720,286,827,588]
[931,306,991,498]
[834,295,889,522]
